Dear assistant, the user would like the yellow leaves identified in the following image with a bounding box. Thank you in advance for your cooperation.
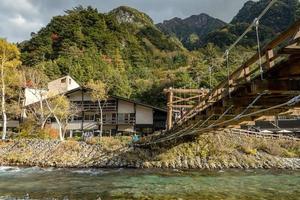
[48,95,71,118]
[86,79,108,102]
[5,67,22,87]
[0,39,21,68]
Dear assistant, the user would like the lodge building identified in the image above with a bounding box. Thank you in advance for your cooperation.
[24,76,167,135]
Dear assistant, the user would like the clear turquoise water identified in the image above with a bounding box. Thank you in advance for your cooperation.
[0,166,299,200]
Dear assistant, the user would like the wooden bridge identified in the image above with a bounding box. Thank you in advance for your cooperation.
[137,20,300,146]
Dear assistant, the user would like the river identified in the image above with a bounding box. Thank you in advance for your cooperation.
[0,166,299,200]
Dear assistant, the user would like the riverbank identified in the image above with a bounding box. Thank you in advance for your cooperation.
[0,131,299,169]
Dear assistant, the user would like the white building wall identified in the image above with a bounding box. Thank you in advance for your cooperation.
[51,122,98,130]
[24,88,47,106]
[48,76,80,94]
[67,91,93,101]
[118,100,134,113]
[136,105,153,125]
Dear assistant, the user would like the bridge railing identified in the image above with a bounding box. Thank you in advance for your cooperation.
[175,20,300,126]
[229,128,300,141]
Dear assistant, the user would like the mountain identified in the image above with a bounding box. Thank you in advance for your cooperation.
[157,0,300,50]
[203,0,300,48]
[232,0,299,33]
[19,6,191,106]
[21,6,184,66]
[157,14,226,50]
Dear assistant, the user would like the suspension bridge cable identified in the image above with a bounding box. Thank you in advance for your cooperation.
[234,90,267,120]
[208,105,234,128]
[223,0,277,95]
[181,95,300,139]
[137,94,300,146]
[225,50,231,98]
[177,92,265,139]
[255,18,264,80]
[225,0,278,54]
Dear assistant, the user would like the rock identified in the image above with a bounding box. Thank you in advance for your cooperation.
[0,139,299,170]
[195,156,202,169]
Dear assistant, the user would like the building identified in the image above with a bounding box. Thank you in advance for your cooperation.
[53,87,167,136]
[24,76,167,136]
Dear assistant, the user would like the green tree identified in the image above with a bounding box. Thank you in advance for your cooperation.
[43,94,76,141]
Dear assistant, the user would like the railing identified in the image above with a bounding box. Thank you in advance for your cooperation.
[102,113,136,125]
[175,20,300,126]
[102,118,117,124]
[229,128,300,141]
[72,100,117,112]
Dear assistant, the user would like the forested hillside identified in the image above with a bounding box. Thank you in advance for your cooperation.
[20,6,191,106]
[19,0,298,107]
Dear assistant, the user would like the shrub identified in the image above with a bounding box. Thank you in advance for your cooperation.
[239,145,257,155]
[85,136,131,151]
[59,140,81,152]
[18,119,59,139]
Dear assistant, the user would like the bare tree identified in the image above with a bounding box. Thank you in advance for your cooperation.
[86,80,108,137]
[0,39,21,139]
[22,68,49,128]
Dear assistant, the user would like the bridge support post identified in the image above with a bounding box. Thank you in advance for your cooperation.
[166,88,173,130]
[266,49,275,69]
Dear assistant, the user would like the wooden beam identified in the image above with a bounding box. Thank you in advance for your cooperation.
[171,105,194,108]
[172,94,204,104]
[164,88,209,94]
[265,49,275,69]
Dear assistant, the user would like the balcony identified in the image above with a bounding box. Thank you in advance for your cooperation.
[101,113,135,125]
[72,100,117,112]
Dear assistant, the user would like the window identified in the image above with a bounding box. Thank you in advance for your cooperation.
[61,78,66,83]
[118,113,125,122]
[96,113,117,124]
[118,113,135,124]
[73,115,83,121]
[84,113,95,121]
[69,78,71,84]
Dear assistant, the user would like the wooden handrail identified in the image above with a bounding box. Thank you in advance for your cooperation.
[230,128,300,141]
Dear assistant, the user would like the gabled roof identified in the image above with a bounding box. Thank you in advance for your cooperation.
[65,87,167,112]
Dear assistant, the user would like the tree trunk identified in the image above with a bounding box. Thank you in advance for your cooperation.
[1,58,6,140]
[41,114,52,129]
[53,114,64,141]
[39,98,44,128]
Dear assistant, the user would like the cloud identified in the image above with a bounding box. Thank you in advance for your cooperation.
[0,0,250,42]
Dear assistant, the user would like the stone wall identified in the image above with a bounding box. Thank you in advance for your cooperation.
[0,136,299,169]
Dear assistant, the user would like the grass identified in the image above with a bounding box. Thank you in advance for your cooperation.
[85,136,131,151]
[153,131,300,164]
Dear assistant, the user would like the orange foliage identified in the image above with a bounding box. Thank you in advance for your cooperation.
[44,127,59,139]
[51,33,59,41]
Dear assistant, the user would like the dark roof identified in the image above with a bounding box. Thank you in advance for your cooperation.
[65,87,167,112]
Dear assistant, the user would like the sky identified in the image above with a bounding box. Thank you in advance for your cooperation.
[0,0,251,43]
